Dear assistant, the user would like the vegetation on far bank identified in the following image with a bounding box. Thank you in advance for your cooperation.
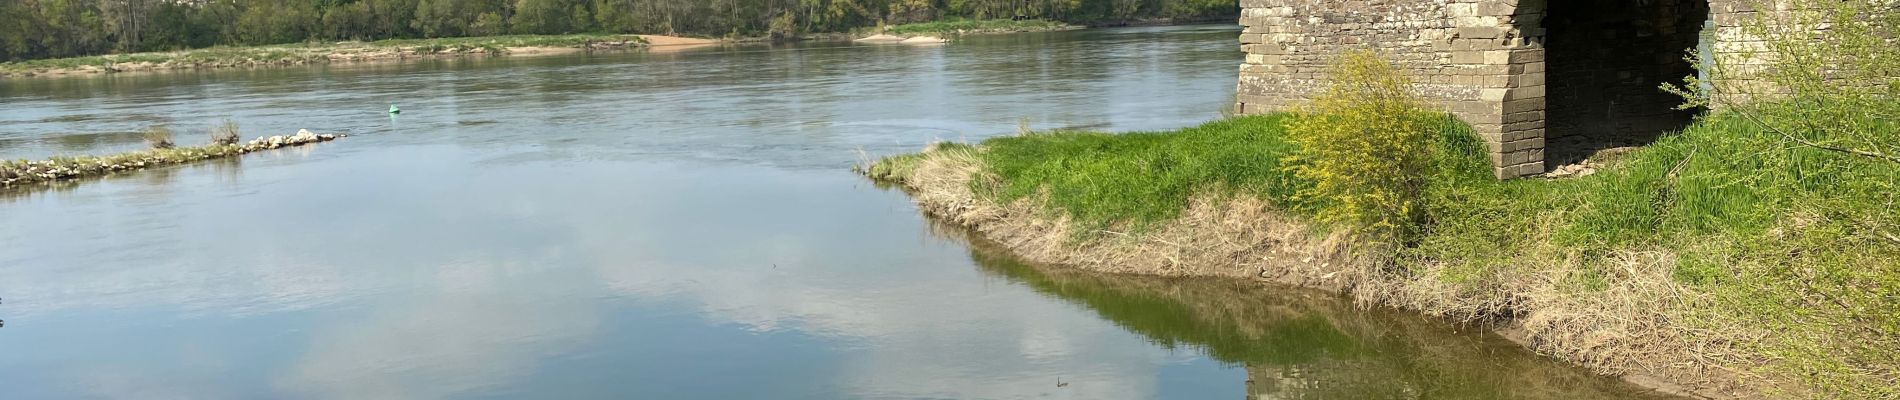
[0,34,645,77]
[0,0,1237,64]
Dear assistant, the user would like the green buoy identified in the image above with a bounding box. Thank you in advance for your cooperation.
[388,104,401,114]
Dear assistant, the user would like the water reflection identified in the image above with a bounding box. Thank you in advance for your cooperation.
[946,226,1678,400]
[0,25,1674,399]
[0,152,1679,399]
[1,26,1243,167]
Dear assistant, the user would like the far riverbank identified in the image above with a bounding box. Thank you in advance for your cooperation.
[0,19,1122,79]
[0,34,654,79]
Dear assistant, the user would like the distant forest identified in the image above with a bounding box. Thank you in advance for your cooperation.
[0,0,1238,61]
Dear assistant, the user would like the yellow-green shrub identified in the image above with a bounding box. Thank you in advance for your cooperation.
[1283,49,1442,244]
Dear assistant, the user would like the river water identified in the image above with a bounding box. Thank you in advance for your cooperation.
[0,26,1675,399]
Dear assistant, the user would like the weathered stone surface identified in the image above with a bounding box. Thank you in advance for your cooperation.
[1235,0,1748,178]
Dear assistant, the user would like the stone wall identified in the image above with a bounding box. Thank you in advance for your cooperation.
[1237,0,1745,178]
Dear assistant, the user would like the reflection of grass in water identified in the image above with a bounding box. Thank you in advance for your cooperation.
[952,229,1672,399]
[968,247,1362,365]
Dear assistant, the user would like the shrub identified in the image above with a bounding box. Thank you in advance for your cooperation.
[1281,49,1442,245]
[143,126,176,149]
[1667,0,1899,165]
[210,120,241,146]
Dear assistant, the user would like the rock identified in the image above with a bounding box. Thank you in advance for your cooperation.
[291,129,318,142]
[1544,161,1602,179]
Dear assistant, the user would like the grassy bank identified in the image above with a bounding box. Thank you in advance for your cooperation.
[2,19,1082,77]
[0,34,646,78]
[875,18,1082,37]
[861,111,1898,398]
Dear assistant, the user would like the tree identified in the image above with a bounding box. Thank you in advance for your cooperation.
[0,0,1243,62]
[513,0,572,34]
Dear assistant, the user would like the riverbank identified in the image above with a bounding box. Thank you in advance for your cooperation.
[859,112,1898,399]
[0,20,1083,78]
[0,34,651,78]
[2,129,341,188]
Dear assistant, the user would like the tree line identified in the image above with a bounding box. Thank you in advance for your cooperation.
[0,0,1238,62]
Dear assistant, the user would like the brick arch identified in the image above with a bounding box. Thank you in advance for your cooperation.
[1538,0,1712,165]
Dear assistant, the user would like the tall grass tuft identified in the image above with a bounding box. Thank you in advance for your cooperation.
[210,120,241,146]
[143,126,175,149]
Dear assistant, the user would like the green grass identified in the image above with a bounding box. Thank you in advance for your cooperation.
[1428,114,1898,398]
[971,114,1485,233]
[974,115,1307,230]
[867,110,1899,398]
[881,18,1079,36]
[0,33,644,76]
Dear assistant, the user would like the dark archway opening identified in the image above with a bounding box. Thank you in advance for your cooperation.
[1544,0,1710,166]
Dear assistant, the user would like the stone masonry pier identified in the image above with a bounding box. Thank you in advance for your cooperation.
[1236,0,1754,178]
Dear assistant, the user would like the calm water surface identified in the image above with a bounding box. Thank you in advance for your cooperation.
[0,26,1674,399]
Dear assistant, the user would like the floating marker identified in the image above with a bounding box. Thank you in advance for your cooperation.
[388,105,401,114]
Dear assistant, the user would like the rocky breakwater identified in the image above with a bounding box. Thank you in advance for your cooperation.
[245,129,340,150]
[1,129,343,188]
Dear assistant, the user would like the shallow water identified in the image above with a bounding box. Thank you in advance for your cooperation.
[0,26,1674,399]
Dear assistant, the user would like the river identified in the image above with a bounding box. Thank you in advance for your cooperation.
[0,25,1675,399]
